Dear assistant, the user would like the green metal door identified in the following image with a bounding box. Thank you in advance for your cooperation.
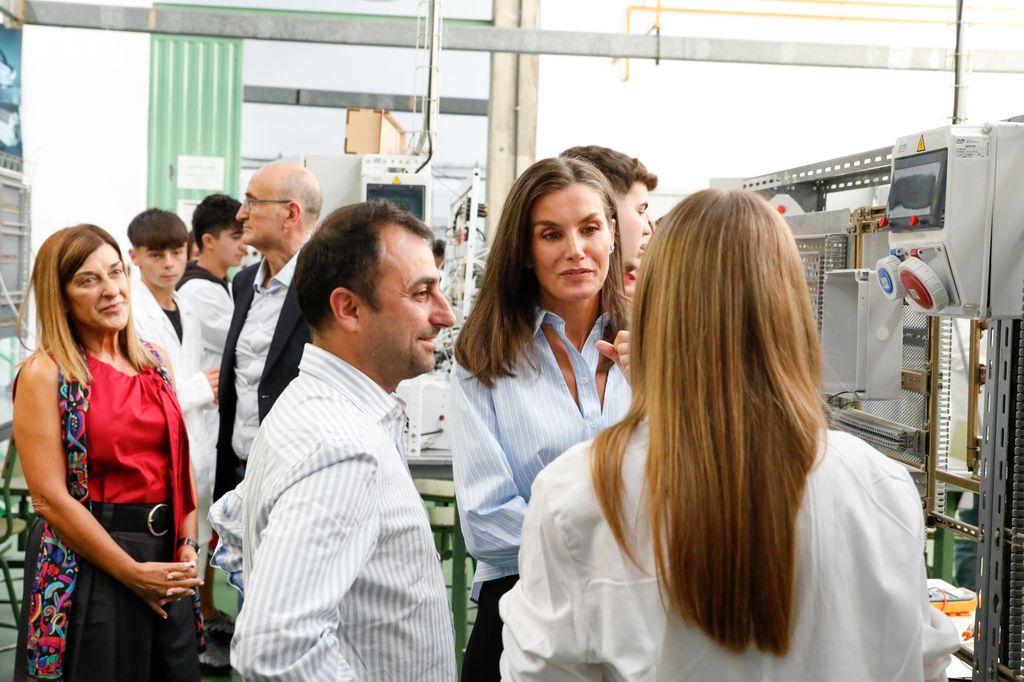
[147,35,242,212]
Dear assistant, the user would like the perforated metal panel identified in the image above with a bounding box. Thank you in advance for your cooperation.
[797,233,849,331]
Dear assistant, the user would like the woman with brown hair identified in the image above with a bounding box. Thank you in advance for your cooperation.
[499,189,960,681]
[13,225,202,681]
[451,157,632,679]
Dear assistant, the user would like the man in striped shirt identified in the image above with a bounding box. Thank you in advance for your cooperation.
[209,200,458,681]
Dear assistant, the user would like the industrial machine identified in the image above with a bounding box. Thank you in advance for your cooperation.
[875,123,1024,319]
[284,153,433,224]
[743,134,1012,677]
[396,373,451,460]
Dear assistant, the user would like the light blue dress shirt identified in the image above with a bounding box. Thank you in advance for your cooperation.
[451,308,632,599]
[232,252,300,460]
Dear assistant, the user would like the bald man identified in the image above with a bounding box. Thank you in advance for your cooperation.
[213,163,323,501]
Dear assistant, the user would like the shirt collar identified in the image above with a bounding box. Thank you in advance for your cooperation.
[253,246,302,292]
[298,344,405,425]
[532,306,611,338]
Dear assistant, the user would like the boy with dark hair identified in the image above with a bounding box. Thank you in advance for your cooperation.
[180,193,247,290]
[127,208,230,676]
[560,145,658,299]
[176,193,246,651]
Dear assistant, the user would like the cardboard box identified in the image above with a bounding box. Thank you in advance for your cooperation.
[345,108,406,155]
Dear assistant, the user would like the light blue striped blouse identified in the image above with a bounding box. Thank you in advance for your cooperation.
[451,308,632,599]
[209,344,456,681]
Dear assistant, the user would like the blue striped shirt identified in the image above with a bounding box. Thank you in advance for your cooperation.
[451,309,632,599]
[209,344,456,681]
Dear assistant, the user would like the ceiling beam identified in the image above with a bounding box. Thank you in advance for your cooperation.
[243,86,488,116]
[22,1,1024,73]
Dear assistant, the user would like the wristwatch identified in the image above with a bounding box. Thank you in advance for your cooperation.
[177,537,201,553]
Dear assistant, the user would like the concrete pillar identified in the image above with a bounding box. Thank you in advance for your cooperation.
[486,0,539,240]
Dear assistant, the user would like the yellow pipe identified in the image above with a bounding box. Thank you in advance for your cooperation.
[621,2,1024,80]
[627,5,1024,27]
[630,1,1024,16]
[762,0,1024,12]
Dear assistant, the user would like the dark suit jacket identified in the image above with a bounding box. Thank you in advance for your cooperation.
[213,261,312,501]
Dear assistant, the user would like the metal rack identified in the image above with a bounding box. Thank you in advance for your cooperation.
[742,146,892,213]
[0,157,30,338]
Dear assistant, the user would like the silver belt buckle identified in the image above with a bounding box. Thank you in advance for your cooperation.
[147,503,170,537]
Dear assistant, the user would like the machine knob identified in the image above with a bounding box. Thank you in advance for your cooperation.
[875,256,906,301]
[897,257,949,314]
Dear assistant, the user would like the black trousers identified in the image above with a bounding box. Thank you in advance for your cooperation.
[14,517,200,682]
[461,574,520,682]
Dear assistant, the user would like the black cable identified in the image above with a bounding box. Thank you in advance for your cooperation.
[825,391,858,406]
[415,125,433,174]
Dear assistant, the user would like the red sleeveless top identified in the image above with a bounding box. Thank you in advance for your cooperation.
[86,356,195,533]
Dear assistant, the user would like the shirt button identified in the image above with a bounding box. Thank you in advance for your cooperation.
[580,377,589,385]
[589,420,597,428]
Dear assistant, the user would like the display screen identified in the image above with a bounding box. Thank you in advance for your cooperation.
[365,183,426,221]
[886,148,947,231]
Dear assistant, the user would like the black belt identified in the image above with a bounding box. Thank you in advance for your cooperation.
[91,501,172,537]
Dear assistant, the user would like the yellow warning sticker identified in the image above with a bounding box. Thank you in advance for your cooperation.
[916,135,926,152]
[392,176,402,184]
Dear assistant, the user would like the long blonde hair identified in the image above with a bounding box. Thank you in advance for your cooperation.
[591,189,827,655]
[19,224,157,383]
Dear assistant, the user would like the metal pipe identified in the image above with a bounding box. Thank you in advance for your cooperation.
[952,0,967,123]
[925,316,943,518]
[627,3,1024,30]
[967,320,984,474]
[934,467,981,494]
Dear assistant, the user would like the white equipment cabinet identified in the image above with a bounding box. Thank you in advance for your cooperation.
[284,153,432,224]
[821,269,904,400]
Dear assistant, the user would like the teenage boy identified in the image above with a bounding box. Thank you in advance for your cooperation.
[176,194,247,647]
[126,208,230,677]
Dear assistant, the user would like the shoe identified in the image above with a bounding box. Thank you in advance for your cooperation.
[204,609,236,645]
[198,638,232,677]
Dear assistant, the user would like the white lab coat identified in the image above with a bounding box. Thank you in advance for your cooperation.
[500,427,961,682]
[131,280,216,547]
[177,276,233,498]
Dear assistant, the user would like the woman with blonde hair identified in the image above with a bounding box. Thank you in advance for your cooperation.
[499,189,960,681]
[13,225,202,681]
[452,156,631,679]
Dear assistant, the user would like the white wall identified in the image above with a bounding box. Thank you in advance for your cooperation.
[22,22,150,254]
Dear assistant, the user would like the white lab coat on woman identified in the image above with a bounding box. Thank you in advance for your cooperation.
[500,427,961,682]
[131,279,216,548]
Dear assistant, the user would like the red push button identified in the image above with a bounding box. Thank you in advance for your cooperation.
[879,216,889,228]
[909,215,920,227]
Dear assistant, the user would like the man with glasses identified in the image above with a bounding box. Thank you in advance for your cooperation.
[213,163,322,504]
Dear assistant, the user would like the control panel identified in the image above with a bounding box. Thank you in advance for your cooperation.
[877,123,1024,319]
